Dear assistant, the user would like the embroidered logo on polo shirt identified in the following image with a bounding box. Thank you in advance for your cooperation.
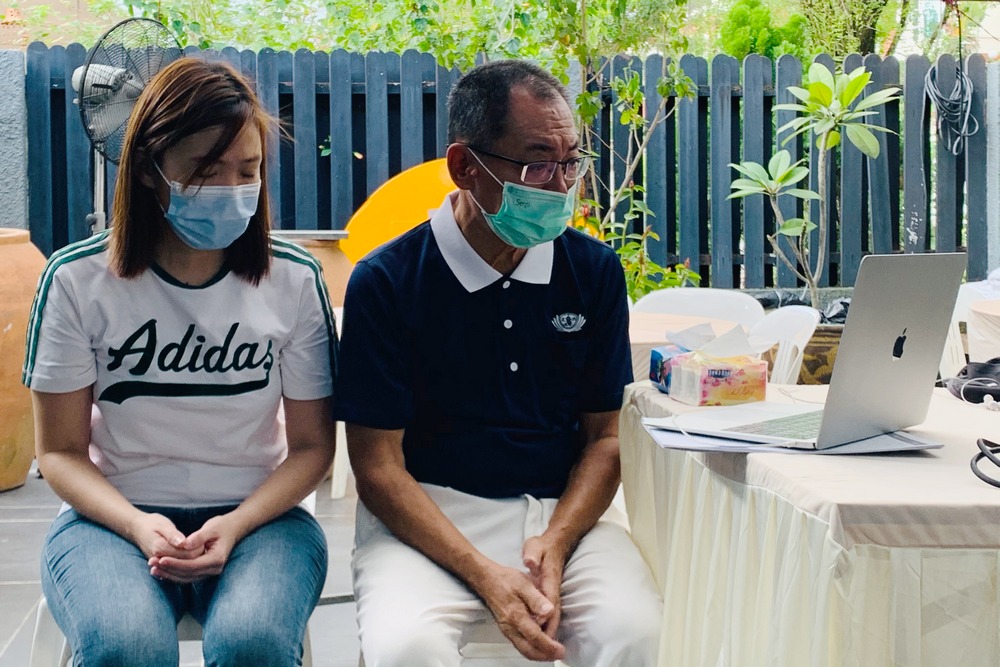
[552,313,586,333]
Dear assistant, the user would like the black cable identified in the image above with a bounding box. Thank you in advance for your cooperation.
[924,2,980,156]
[971,438,1000,488]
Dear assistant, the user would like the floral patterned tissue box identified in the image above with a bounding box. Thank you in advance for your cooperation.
[668,352,767,406]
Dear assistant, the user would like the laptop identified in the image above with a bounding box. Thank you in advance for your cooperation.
[657,252,967,450]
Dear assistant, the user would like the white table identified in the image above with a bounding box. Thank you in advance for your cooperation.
[967,299,1000,362]
[619,382,1000,667]
[628,312,736,382]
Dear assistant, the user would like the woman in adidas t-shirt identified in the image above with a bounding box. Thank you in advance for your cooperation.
[23,58,336,665]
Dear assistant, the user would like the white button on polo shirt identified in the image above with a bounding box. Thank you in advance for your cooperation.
[504,319,512,329]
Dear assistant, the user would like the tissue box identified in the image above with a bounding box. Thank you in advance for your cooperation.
[668,352,767,406]
[649,344,688,394]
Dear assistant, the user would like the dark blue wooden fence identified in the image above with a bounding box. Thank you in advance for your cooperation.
[25,44,991,286]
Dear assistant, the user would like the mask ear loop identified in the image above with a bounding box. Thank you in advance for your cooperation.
[464,149,505,218]
[971,438,1000,488]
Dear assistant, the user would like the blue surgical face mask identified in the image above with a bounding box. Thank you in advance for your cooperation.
[468,154,578,249]
[155,163,261,250]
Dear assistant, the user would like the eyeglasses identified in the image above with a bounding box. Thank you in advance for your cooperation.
[466,145,593,185]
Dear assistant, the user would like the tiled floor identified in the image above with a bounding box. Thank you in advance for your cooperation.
[0,464,361,667]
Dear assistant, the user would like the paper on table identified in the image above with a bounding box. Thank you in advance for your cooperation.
[641,417,942,454]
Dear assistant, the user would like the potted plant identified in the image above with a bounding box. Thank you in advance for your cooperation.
[728,63,900,382]
[727,62,900,310]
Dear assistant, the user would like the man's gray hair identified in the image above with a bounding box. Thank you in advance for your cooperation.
[447,60,570,149]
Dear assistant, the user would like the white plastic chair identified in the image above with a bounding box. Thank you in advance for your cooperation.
[29,594,364,667]
[748,305,821,385]
[940,283,979,379]
[631,287,765,331]
[356,618,559,666]
[29,597,263,667]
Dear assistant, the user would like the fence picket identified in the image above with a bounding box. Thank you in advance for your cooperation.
[399,50,424,171]
[365,52,390,197]
[26,43,52,254]
[435,64,459,158]
[741,54,770,288]
[293,48,318,230]
[966,53,988,279]
[864,54,894,256]
[710,54,739,287]
[934,54,962,252]
[678,55,707,274]
[256,49,281,226]
[839,54,864,286]
[903,55,931,253]
[643,54,669,266]
[329,50,353,229]
[774,55,802,288]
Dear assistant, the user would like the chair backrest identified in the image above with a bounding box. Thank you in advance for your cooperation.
[631,287,765,330]
[748,305,821,385]
[939,283,980,379]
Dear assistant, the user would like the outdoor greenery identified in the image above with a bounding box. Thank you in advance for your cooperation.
[717,0,810,62]
[727,64,901,308]
[15,0,986,79]
[10,0,985,298]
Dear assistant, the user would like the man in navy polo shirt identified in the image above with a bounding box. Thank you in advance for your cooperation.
[335,59,662,666]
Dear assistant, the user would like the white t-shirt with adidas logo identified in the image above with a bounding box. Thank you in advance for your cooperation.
[22,232,336,507]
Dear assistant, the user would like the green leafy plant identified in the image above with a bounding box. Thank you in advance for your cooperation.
[557,0,697,302]
[717,0,810,62]
[728,63,900,308]
[595,186,701,303]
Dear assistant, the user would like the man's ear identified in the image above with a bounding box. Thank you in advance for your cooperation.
[446,143,478,190]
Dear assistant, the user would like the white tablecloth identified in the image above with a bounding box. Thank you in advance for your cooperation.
[967,299,1000,362]
[619,382,1000,667]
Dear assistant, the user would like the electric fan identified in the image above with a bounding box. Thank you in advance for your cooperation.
[72,18,182,232]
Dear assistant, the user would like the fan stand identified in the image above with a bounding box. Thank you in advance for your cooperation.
[86,149,106,234]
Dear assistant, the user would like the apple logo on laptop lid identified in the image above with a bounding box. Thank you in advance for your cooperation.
[892,328,907,360]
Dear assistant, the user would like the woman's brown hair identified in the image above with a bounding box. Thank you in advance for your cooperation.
[110,58,274,283]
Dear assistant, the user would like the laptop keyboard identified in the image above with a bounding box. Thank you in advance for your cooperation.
[723,410,824,439]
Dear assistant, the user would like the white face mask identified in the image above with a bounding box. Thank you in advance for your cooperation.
[155,163,261,250]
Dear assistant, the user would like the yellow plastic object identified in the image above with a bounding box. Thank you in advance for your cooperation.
[339,158,455,263]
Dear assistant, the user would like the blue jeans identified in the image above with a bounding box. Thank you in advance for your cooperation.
[41,505,328,667]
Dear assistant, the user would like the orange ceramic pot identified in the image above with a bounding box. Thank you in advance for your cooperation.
[0,229,45,491]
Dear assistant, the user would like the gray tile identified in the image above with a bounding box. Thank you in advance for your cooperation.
[0,469,60,509]
[0,518,47,583]
[309,601,361,667]
[0,582,42,667]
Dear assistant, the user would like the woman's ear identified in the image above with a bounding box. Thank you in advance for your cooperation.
[446,143,478,190]
[136,152,160,190]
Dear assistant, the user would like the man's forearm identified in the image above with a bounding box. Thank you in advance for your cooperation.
[540,434,620,557]
[353,452,494,589]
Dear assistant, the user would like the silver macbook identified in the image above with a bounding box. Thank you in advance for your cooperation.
[662,252,967,450]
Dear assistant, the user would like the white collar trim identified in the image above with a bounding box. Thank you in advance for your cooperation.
[429,192,554,293]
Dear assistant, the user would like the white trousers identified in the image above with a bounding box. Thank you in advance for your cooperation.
[352,484,663,667]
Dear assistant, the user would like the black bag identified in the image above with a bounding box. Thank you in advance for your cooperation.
[946,358,1000,404]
